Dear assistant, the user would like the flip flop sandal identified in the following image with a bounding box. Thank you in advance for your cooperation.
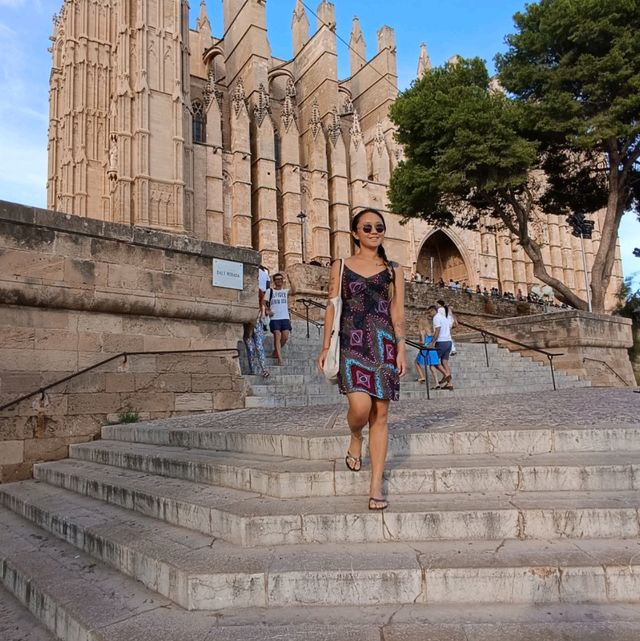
[345,451,362,472]
[368,497,389,510]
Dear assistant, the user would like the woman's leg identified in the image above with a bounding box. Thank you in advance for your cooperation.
[243,322,258,374]
[415,361,425,381]
[368,398,390,504]
[345,392,372,470]
[253,321,268,375]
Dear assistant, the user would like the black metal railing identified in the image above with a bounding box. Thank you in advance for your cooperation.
[405,338,441,400]
[290,306,324,338]
[0,348,239,413]
[582,356,630,386]
[456,315,563,391]
[297,298,327,339]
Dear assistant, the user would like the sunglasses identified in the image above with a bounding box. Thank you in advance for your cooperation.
[359,223,385,234]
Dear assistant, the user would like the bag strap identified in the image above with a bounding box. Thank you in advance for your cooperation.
[337,259,344,298]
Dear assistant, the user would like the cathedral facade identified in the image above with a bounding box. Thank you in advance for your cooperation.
[46,0,623,306]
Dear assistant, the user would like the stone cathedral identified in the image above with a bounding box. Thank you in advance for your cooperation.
[46,0,623,306]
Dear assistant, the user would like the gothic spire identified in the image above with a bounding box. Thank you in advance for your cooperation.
[417,43,431,78]
[196,0,212,37]
[292,0,310,55]
[349,16,366,75]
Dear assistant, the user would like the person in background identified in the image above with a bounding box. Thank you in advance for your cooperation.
[428,302,457,389]
[243,267,270,378]
[415,317,444,386]
[266,273,291,366]
[437,299,457,356]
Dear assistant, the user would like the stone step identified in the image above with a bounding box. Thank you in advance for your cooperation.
[242,358,575,376]
[0,584,56,641]
[245,378,583,397]
[35,459,640,547]
[244,395,345,408]
[69,440,640,498]
[244,384,588,405]
[243,370,568,382]
[4,507,640,641]
[101,415,640,460]
[3,483,640,611]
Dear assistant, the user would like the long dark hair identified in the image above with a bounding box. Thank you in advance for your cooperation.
[437,298,450,317]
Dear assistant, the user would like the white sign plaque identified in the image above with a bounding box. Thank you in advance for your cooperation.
[212,259,244,290]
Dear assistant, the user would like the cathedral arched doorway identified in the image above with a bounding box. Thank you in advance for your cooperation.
[417,230,470,284]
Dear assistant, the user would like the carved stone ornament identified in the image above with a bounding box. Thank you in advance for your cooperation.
[327,106,342,147]
[350,109,363,149]
[341,96,354,115]
[286,78,297,100]
[107,133,118,181]
[310,99,322,140]
[203,65,215,108]
[282,93,296,133]
[253,83,272,127]
[232,78,247,116]
[374,121,386,155]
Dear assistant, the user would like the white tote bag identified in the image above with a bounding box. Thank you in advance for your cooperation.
[322,259,344,383]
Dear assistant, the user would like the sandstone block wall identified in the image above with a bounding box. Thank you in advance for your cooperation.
[0,200,259,481]
[485,311,636,387]
[0,352,245,483]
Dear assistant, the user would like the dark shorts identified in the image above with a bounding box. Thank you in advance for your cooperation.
[435,340,452,361]
[269,318,292,333]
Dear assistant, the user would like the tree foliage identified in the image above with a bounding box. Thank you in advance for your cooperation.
[389,0,640,312]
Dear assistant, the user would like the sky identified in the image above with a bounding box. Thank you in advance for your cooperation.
[0,0,638,287]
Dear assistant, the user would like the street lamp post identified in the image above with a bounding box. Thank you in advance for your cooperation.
[297,210,307,264]
[566,213,595,313]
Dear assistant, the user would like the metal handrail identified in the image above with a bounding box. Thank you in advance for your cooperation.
[582,356,630,386]
[405,338,441,400]
[297,298,328,339]
[290,307,323,338]
[455,315,563,391]
[0,347,240,413]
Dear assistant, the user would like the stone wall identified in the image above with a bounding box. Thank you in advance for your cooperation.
[0,352,244,483]
[483,311,636,387]
[0,200,259,482]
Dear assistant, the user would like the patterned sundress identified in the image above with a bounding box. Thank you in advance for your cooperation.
[338,263,400,401]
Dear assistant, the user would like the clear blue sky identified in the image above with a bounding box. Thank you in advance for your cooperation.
[0,0,637,287]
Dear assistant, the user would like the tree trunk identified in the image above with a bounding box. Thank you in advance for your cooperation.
[520,235,589,310]
[590,165,623,313]
[497,201,589,311]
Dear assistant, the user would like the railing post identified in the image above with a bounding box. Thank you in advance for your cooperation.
[422,348,430,400]
[481,332,490,367]
[304,303,310,340]
[548,354,558,391]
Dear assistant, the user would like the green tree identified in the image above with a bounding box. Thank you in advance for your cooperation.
[389,0,640,312]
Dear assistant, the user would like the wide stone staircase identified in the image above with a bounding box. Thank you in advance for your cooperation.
[1,389,639,640]
[240,320,590,408]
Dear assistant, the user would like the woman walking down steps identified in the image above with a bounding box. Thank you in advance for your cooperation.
[317,208,407,511]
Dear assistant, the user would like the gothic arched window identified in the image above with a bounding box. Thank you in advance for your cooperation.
[192,100,205,144]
